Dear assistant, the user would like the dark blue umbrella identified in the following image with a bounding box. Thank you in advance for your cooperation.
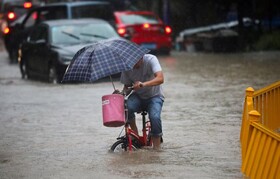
[62,37,150,83]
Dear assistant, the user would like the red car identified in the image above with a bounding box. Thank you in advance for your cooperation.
[114,11,172,54]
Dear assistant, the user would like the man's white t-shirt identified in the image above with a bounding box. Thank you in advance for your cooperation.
[120,54,164,100]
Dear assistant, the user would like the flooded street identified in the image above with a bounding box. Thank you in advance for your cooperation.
[0,50,279,178]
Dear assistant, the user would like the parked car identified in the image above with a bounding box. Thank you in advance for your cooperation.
[0,0,38,36]
[4,1,115,62]
[19,18,120,83]
[114,11,172,54]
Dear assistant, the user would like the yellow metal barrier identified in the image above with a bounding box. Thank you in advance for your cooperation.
[240,81,280,179]
[253,81,280,131]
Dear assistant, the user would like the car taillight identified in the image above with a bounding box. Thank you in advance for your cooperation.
[143,23,150,29]
[165,26,172,34]
[3,27,10,34]
[117,28,126,36]
[23,2,32,8]
[32,12,37,19]
[7,12,16,20]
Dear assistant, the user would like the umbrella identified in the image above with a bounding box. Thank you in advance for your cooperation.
[62,37,150,86]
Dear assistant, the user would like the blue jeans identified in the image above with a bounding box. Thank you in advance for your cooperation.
[126,93,164,137]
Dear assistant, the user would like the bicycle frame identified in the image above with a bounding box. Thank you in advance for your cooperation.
[124,111,151,151]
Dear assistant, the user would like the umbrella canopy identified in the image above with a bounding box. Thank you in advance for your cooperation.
[62,37,150,83]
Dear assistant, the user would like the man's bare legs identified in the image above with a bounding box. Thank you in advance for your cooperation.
[129,119,139,135]
[130,120,161,150]
[152,136,161,150]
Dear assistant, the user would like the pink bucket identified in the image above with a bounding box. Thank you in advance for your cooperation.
[102,94,125,127]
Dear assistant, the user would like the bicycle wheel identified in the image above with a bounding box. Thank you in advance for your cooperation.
[110,139,140,153]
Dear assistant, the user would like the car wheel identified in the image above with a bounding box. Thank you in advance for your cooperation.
[165,49,171,55]
[48,66,58,84]
[9,48,18,63]
[161,48,170,55]
[19,60,26,79]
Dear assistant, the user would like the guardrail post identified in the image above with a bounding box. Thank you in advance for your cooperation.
[241,110,261,175]
[241,87,255,161]
[247,110,261,152]
[248,110,261,123]
[241,87,254,139]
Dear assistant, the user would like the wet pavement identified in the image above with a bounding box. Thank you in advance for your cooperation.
[0,49,279,179]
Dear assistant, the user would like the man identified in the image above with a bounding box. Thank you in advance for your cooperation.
[120,53,164,150]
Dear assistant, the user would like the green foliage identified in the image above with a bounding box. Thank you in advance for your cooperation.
[255,31,280,50]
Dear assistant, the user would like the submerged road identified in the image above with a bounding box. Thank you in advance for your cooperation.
[0,49,279,178]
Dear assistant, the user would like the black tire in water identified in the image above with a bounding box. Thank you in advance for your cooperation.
[19,60,26,79]
[48,65,58,84]
[9,48,18,63]
[110,139,140,152]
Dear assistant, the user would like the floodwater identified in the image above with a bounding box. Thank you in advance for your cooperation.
[0,50,279,179]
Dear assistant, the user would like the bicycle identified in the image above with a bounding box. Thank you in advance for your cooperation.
[107,86,155,152]
[110,110,152,152]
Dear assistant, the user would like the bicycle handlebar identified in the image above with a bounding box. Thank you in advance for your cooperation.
[112,86,133,96]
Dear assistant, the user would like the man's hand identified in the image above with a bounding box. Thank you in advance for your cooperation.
[113,89,122,94]
[133,81,144,90]
[133,71,164,91]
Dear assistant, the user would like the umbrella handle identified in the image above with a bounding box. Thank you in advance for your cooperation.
[109,75,116,91]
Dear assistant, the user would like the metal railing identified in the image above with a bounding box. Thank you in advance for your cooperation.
[240,81,280,179]
[253,81,280,131]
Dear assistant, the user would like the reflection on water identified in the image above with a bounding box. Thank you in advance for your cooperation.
[108,149,170,178]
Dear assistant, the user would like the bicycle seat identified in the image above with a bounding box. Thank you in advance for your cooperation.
[137,110,147,115]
